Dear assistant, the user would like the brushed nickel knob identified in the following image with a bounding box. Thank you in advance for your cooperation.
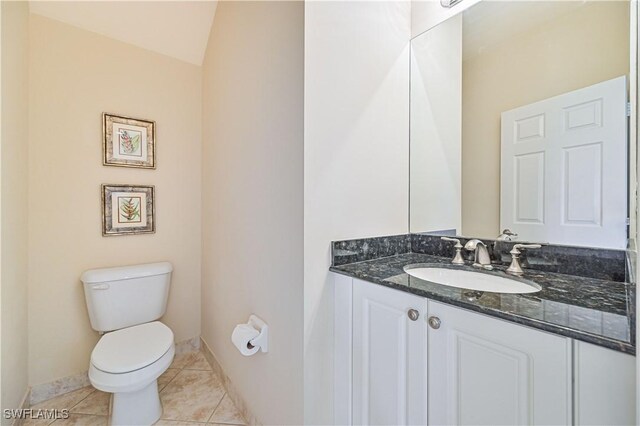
[407,309,419,321]
[428,316,441,329]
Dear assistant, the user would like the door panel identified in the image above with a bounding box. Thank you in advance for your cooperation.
[562,142,602,225]
[514,151,545,224]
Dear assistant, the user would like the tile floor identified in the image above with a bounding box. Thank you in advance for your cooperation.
[23,351,246,426]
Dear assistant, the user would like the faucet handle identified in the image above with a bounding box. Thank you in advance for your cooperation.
[441,236,462,247]
[498,228,518,241]
[506,244,541,275]
[441,237,464,265]
[511,243,542,255]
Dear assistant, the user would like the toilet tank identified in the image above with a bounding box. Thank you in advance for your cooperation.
[81,262,172,332]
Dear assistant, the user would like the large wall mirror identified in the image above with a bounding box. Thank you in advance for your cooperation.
[410,0,636,249]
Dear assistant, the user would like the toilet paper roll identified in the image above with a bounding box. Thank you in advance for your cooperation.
[232,324,260,356]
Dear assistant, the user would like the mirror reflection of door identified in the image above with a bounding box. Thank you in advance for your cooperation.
[409,0,633,249]
[501,77,627,249]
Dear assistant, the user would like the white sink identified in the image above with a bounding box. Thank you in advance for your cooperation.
[404,266,541,294]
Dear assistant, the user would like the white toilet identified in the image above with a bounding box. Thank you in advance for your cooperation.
[81,262,175,426]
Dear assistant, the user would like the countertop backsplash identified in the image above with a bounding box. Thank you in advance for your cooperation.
[332,233,628,283]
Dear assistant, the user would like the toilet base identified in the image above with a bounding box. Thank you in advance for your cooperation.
[111,380,161,426]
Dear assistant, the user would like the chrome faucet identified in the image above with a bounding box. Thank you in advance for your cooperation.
[464,239,493,270]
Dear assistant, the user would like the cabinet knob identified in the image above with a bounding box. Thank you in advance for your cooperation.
[407,309,420,321]
[428,316,441,329]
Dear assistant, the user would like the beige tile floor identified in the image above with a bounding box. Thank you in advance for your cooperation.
[23,352,246,426]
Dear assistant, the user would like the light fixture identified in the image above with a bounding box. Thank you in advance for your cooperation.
[440,0,464,8]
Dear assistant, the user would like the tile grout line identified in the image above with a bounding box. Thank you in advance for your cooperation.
[68,388,97,412]
[161,351,194,392]
[205,391,227,424]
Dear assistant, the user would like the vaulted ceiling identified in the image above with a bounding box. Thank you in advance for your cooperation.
[29,1,217,65]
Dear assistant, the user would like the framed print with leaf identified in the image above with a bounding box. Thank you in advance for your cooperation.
[102,184,155,236]
[103,113,155,168]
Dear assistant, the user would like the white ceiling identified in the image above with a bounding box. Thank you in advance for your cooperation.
[29,0,217,65]
[462,1,589,61]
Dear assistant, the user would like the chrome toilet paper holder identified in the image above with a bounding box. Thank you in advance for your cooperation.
[247,314,269,353]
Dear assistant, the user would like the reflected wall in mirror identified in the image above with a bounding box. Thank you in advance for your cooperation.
[409,0,634,249]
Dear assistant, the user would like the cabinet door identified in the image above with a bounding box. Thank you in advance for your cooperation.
[352,279,428,425]
[428,301,572,426]
[574,340,636,425]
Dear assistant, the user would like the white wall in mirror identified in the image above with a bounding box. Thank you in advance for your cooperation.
[410,0,633,249]
[410,14,462,234]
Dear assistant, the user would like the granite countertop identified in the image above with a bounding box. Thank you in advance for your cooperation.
[330,253,635,354]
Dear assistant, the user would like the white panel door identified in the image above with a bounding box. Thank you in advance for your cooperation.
[428,301,572,426]
[501,76,627,248]
[574,341,636,425]
[352,279,428,426]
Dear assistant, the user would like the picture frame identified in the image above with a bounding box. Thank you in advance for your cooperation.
[102,184,155,236]
[103,113,156,169]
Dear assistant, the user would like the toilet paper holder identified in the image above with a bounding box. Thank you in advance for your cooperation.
[246,314,268,353]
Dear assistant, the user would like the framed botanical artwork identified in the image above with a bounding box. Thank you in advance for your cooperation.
[103,113,156,169]
[102,184,155,236]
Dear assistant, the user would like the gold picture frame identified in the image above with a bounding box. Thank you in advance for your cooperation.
[103,113,156,169]
[102,184,155,236]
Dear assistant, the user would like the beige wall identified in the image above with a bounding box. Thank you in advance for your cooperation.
[1,0,30,416]
[201,2,304,424]
[462,1,630,238]
[304,2,411,423]
[28,15,202,387]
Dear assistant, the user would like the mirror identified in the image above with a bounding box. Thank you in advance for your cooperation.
[409,0,634,249]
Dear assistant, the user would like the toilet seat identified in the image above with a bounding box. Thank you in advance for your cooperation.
[92,321,173,374]
[88,321,175,394]
[89,345,174,394]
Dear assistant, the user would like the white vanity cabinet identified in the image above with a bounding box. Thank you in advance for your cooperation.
[345,278,571,425]
[573,340,636,425]
[351,279,428,425]
[339,277,633,426]
[428,301,571,425]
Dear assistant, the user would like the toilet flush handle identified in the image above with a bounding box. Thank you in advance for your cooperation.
[91,284,110,290]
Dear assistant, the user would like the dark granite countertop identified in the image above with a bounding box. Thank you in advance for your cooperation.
[330,253,635,355]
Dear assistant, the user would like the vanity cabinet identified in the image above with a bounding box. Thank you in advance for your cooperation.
[574,340,636,425]
[352,279,428,425]
[341,277,638,426]
[428,301,571,425]
[349,279,571,425]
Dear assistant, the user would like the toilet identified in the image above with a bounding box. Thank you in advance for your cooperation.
[81,262,174,426]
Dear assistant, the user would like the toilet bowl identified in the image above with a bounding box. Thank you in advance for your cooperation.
[81,262,174,426]
[89,322,174,425]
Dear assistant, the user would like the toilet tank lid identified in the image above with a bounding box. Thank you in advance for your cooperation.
[81,262,173,284]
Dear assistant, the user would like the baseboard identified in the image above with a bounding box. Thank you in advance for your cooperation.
[200,338,260,426]
[175,335,201,355]
[11,387,31,426]
[30,335,201,405]
[30,370,90,406]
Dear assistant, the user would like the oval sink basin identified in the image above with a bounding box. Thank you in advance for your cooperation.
[404,266,541,294]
